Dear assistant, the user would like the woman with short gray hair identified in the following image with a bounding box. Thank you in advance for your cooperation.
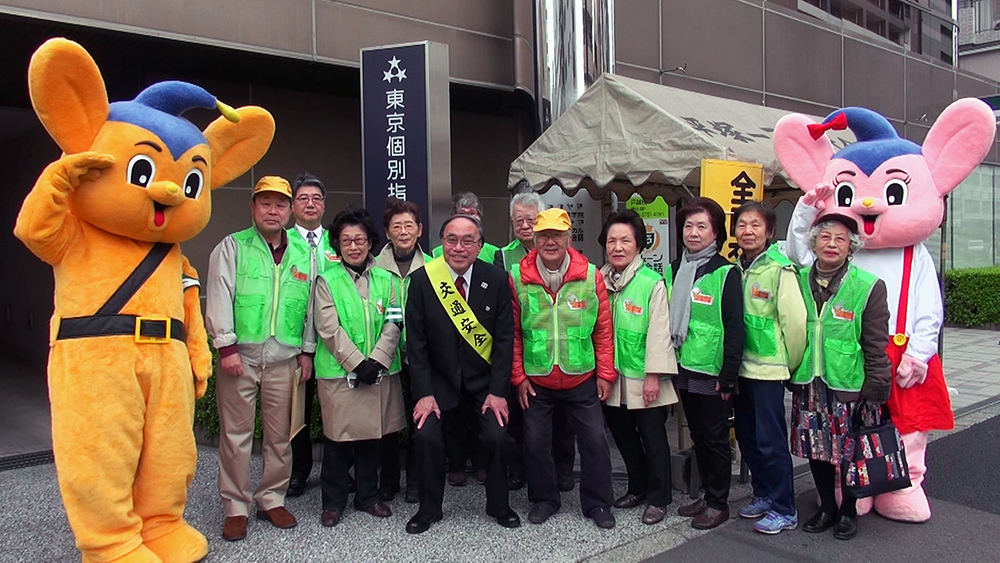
[790,213,891,540]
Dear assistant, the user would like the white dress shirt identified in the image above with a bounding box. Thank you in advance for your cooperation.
[295,224,324,247]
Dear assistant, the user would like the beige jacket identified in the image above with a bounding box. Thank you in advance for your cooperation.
[205,230,316,367]
[601,257,679,410]
[313,257,405,441]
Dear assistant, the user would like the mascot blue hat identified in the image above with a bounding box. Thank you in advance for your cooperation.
[816,107,922,176]
[108,81,237,159]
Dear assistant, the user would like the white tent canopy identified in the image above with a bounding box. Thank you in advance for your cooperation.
[508,73,855,203]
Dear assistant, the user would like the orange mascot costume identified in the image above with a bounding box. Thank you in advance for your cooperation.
[14,38,275,562]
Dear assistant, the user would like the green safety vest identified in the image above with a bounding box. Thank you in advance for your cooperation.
[432,241,500,263]
[741,244,795,372]
[610,265,663,379]
[314,265,402,378]
[288,228,339,277]
[498,240,528,273]
[232,227,312,347]
[676,265,734,377]
[513,263,599,376]
[791,265,877,392]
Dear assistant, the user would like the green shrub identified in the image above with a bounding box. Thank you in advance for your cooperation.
[944,266,1000,327]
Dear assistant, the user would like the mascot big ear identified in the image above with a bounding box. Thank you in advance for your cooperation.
[923,98,996,196]
[773,113,835,192]
[28,38,110,154]
[204,107,276,190]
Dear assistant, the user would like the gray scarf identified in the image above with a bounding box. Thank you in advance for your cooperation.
[537,253,570,292]
[669,244,718,348]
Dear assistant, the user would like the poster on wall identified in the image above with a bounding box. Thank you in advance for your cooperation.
[700,159,764,261]
[625,194,670,276]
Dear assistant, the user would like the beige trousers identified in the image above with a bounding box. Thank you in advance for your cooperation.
[216,357,297,517]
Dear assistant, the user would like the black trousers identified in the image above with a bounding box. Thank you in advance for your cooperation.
[810,459,857,517]
[522,377,613,516]
[506,387,576,480]
[679,389,733,511]
[443,396,483,473]
[289,377,317,483]
[320,437,379,512]
[604,404,673,508]
[414,386,510,517]
[378,364,418,490]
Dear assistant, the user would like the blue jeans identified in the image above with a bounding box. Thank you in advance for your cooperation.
[734,378,795,516]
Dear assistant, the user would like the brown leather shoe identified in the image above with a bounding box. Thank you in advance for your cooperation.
[256,506,298,529]
[642,505,667,525]
[222,516,247,541]
[692,506,730,530]
[448,472,467,487]
[321,510,341,527]
[360,501,392,518]
[678,498,707,517]
[614,493,647,509]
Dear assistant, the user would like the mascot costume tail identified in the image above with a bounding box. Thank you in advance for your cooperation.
[774,99,995,523]
[14,39,275,562]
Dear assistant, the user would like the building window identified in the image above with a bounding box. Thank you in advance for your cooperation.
[975,0,995,32]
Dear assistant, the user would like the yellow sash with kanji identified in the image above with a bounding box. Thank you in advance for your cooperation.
[424,256,493,364]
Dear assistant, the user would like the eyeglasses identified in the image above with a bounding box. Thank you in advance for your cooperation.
[339,237,369,248]
[513,217,537,227]
[295,195,325,204]
[442,236,481,248]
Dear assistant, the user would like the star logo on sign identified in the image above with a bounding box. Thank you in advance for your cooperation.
[383,56,407,83]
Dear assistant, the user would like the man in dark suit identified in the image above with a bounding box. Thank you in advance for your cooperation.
[404,214,521,534]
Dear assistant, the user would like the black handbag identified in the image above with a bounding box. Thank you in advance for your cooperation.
[841,403,911,498]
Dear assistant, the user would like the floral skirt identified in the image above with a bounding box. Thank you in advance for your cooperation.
[790,379,855,464]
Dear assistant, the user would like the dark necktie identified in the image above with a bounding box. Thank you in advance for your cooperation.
[455,276,467,300]
[307,231,317,248]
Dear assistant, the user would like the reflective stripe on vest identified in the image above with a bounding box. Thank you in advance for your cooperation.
[314,265,401,379]
[232,227,311,347]
[742,244,795,370]
[611,265,662,380]
[677,265,733,377]
[513,263,599,376]
[791,265,876,392]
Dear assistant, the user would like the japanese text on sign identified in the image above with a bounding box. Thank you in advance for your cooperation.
[700,159,764,261]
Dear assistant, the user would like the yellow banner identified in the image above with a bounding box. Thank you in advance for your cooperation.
[700,159,764,261]
[423,257,493,364]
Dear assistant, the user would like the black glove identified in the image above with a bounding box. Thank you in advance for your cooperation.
[859,377,890,404]
[354,359,380,386]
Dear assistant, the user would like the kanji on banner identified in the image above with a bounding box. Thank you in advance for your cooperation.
[625,195,670,277]
[700,159,764,261]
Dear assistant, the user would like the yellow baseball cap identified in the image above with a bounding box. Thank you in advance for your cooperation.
[533,208,572,232]
[252,176,292,200]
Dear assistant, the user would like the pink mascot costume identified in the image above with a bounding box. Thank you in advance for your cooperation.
[774,99,996,522]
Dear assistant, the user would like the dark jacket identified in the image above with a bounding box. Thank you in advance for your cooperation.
[510,247,616,391]
[805,262,892,403]
[669,253,745,391]
[406,258,514,412]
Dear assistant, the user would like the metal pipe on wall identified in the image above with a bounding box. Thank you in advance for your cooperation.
[534,0,615,131]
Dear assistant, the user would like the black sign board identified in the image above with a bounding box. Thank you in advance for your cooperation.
[361,44,430,250]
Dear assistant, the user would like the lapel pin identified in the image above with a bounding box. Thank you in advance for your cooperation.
[481,281,488,289]
[485,305,491,311]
